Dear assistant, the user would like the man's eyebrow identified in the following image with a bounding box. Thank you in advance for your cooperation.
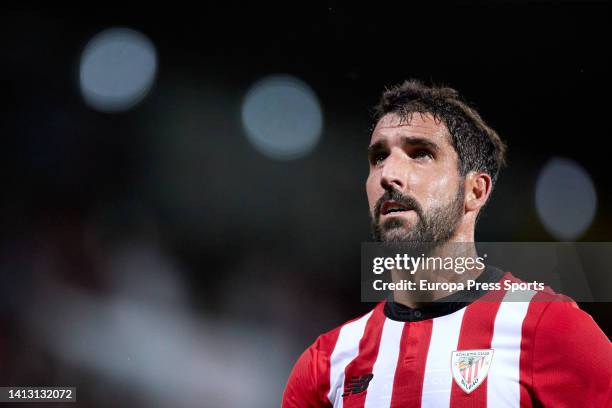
[367,140,388,155]
[367,137,440,155]
[400,136,440,152]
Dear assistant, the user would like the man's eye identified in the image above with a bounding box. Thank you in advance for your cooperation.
[373,154,387,165]
[413,149,433,159]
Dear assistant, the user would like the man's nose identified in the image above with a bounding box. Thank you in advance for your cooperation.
[380,151,407,191]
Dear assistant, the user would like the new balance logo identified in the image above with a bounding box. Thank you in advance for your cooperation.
[342,373,374,397]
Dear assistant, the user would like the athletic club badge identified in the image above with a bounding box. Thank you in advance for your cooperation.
[451,349,494,394]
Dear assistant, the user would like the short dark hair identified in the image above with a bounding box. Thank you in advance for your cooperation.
[372,79,506,187]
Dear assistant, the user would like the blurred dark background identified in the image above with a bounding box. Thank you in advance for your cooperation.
[0,1,609,407]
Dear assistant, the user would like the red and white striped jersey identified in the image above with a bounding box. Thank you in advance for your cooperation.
[282,270,611,407]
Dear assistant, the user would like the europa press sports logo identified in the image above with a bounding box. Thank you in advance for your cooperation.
[450,349,494,394]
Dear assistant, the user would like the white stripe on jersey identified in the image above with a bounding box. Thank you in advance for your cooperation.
[364,318,405,408]
[420,307,467,408]
[487,290,536,407]
[328,311,374,407]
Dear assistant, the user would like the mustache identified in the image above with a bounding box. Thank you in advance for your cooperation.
[374,188,424,222]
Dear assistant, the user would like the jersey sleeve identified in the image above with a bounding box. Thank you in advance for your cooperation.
[531,301,611,407]
[282,344,319,407]
[282,335,334,408]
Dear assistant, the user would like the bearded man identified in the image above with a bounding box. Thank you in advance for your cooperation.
[282,80,611,408]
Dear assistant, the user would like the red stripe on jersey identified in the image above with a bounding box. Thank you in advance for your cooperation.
[341,303,386,408]
[450,286,505,408]
[389,319,433,408]
[518,291,551,408]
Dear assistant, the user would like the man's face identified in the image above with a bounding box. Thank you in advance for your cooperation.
[367,112,465,243]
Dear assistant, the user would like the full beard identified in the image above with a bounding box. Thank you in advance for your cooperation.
[370,186,464,244]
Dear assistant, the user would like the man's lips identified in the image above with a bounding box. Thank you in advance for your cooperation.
[380,200,413,216]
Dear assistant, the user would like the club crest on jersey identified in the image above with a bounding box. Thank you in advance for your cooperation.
[451,349,494,394]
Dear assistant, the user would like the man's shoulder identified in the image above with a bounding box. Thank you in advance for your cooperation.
[502,271,606,341]
[307,302,384,356]
[529,292,605,339]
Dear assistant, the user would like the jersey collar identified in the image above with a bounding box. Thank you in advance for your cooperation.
[383,265,505,322]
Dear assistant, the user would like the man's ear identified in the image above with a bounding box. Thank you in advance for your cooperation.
[464,171,492,213]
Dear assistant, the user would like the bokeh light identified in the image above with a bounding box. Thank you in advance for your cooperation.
[535,157,597,240]
[241,74,323,160]
[79,27,157,112]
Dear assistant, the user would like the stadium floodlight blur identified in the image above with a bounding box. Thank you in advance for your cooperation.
[79,27,157,113]
[535,157,597,240]
[241,74,323,160]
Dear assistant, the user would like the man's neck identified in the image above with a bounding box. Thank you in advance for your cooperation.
[390,240,484,309]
